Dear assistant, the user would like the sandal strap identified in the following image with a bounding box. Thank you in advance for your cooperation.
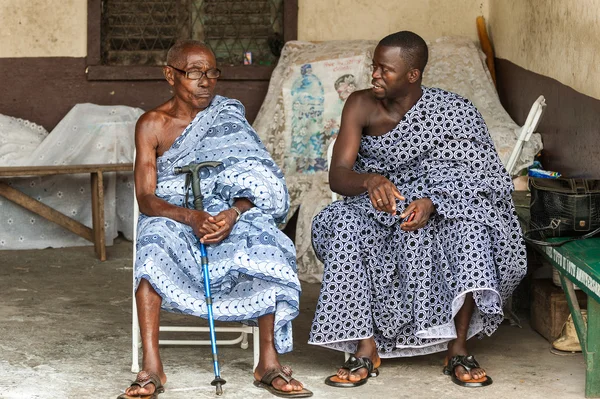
[340,355,375,374]
[131,371,163,391]
[260,366,294,385]
[448,355,481,373]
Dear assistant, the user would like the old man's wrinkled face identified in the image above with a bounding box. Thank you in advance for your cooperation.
[168,45,218,110]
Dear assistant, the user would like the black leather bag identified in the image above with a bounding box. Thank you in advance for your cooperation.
[525,177,600,247]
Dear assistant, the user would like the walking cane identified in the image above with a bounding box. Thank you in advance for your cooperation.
[174,161,226,396]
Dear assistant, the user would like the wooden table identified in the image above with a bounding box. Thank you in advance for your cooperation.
[0,163,133,261]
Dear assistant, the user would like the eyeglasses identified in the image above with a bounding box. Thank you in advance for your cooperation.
[167,65,221,80]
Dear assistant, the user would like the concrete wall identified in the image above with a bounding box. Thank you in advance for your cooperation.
[489,0,600,100]
[297,0,488,42]
[490,0,600,177]
[0,0,87,58]
[2,0,598,178]
[0,0,489,58]
[3,0,598,100]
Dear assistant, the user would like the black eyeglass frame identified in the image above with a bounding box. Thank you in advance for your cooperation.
[167,65,221,80]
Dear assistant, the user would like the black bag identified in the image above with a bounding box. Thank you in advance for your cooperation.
[525,177,600,247]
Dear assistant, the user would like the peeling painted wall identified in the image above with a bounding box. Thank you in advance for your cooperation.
[489,0,600,100]
[298,0,489,42]
[0,0,87,57]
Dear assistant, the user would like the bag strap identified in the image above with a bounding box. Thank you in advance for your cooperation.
[524,219,600,247]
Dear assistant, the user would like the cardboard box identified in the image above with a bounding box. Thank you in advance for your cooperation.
[530,278,587,342]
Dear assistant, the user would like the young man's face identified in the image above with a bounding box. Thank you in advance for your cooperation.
[371,45,416,100]
[167,45,218,110]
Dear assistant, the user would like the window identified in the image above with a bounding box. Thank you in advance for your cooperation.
[87,0,297,80]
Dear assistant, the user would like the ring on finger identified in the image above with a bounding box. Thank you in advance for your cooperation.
[376,198,383,203]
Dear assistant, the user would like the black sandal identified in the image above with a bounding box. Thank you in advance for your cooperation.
[324,355,380,388]
[443,355,493,387]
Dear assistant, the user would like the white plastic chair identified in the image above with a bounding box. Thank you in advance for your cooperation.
[130,154,259,373]
[327,137,340,203]
[505,95,547,176]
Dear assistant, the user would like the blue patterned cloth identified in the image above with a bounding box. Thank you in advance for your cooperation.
[135,95,301,353]
[309,87,527,357]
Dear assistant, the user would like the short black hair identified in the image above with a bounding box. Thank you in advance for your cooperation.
[166,40,214,66]
[378,31,428,73]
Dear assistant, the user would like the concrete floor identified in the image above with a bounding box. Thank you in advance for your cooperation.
[0,239,588,399]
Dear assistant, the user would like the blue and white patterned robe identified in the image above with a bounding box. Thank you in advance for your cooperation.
[135,95,300,353]
[309,87,527,357]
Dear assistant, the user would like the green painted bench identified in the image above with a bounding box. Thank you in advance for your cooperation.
[514,191,600,397]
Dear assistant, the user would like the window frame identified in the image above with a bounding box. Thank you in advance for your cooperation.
[86,0,297,81]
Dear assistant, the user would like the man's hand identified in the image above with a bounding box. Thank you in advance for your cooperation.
[200,208,238,244]
[365,174,405,214]
[188,210,222,241]
[399,198,435,231]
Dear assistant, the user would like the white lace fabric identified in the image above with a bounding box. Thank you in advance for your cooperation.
[0,104,143,249]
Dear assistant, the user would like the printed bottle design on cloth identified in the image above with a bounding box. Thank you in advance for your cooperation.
[290,63,325,173]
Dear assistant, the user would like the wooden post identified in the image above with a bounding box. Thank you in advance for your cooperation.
[91,171,106,261]
[87,0,103,66]
[283,0,299,43]
[476,16,496,87]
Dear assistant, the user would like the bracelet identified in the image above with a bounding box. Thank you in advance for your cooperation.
[231,205,242,222]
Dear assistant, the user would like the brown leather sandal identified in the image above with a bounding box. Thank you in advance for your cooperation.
[117,370,165,399]
[253,365,313,397]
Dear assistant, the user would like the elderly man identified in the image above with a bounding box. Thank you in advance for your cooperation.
[309,31,526,388]
[119,40,312,398]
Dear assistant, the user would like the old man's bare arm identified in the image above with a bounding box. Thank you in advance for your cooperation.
[134,110,220,239]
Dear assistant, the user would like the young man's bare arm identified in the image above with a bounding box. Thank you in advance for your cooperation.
[329,92,369,196]
[329,92,404,213]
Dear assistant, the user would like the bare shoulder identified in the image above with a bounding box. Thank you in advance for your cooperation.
[135,102,174,143]
[136,108,168,133]
[342,89,377,124]
[345,89,377,109]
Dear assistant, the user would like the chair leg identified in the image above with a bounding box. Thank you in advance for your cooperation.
[131,282,140,373]
[241,332,249,349]
[131,194,141,373]
[131,189,140,374]
[252,326,260,371]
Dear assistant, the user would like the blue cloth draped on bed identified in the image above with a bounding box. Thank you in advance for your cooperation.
[135,95,300,353]
[309,87,527,357]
